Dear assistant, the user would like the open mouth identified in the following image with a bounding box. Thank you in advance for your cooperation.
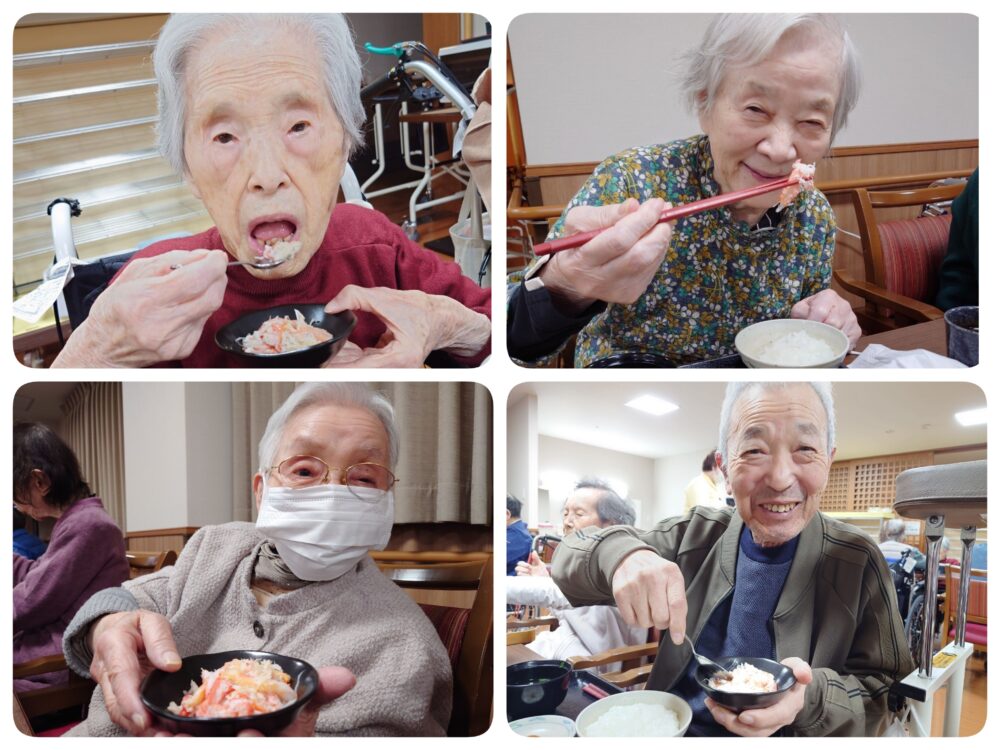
[248,216,299,258]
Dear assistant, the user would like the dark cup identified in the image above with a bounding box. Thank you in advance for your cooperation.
[944,306,979,366]
[506,660,572,720]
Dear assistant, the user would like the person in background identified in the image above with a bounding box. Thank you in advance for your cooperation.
[13,506,47,560]
[934,168,978,311]
[878,519,920,564]
[13,423,130,691]
[508,478,648,663]
[683,451,728,511]
[506,495,533,576]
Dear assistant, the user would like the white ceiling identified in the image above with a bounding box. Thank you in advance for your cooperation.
[509,381,986,461]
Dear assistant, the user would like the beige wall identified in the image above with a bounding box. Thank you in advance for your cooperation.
[509,13,978,165]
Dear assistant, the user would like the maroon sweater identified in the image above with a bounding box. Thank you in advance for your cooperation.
[124,204,491,367]
[13,497,130,690]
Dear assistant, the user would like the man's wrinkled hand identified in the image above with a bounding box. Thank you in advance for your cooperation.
[790,289,862,346]
[538,198,673,313]
[53,249,228,368]
[88,610,182,736]
[704,657,812,737]
[323,286,489,367]
[610,549,687,643]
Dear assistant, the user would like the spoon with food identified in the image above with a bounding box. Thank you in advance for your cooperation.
[171,240,302,271]
[685,635,732,682]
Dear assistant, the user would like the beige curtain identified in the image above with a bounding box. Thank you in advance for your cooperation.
[61,382,126,528]
[231,382,491,524]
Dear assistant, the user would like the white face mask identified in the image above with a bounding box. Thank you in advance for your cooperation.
[255,483,394,581]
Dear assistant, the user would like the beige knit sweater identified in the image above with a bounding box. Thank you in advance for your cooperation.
[64,522,452,736]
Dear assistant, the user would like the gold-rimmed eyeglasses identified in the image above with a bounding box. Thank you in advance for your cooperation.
[267,455,397,498]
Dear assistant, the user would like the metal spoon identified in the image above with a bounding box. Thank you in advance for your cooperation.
[685,635,732,681]
[170,257,288,271]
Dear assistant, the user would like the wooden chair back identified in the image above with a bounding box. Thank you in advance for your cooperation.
[835,182,965,331]
[126,549,178,578]
[569,641,661,689]
[940,564,987,653]
[372,552,493,736]
[13,654,95,734]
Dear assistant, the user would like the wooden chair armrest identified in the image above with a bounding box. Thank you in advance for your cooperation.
[599,664,654,689]
[13,654,70,680]
[833,269,944,323]
[568,642,660,670]
[506,616,558,631]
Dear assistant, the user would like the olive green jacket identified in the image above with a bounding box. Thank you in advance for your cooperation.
[551,506,915,736]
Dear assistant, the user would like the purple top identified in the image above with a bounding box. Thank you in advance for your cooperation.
[13,496,130,688]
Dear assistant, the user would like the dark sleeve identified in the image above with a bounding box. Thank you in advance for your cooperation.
[507,281,606,362]
[934,170,979,310]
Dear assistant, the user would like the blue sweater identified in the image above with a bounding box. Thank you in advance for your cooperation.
[680,526,799,736]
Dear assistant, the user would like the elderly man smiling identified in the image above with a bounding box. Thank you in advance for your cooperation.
[60,383,451,736]
[552,383,913,736]
[53,14,490,368]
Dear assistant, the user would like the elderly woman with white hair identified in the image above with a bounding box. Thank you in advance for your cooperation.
[60,383,452,736]
[53,14,490,369]
[508,14,863,367]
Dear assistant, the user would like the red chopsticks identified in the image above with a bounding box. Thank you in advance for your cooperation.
[533,174,799,256]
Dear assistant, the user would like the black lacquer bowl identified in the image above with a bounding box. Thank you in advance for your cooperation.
[140,650,318,736]
[696,656,795,711]
[215,305,355,367]
[506,660,573,720]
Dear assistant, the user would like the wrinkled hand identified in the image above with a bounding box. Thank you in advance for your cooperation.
[52,250,229,368]
[233,667,356,737]
[705,657,812,737]
[790,289,862,346]
[323,286,490,367]
[88,610,182,736]
[538,198,673,313]
[610,549,687,643]
[515,551,550,577]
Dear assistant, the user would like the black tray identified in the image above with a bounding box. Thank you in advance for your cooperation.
[679,353,746,368]
[534,670,622,722]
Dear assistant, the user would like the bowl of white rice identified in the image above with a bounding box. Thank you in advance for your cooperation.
[575,689,692,737]
[735,319,849,368]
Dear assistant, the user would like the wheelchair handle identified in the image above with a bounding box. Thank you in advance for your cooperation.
[364,42,404,57]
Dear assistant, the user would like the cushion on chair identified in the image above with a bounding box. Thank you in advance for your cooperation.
[878,213,952,305]
[419,604,471,670]
[949,622,987,645]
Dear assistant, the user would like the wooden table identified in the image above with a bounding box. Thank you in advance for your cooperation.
[849,318,948,362]
[507,643,543,666]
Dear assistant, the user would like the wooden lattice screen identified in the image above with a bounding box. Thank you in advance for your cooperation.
[819,451,935,513]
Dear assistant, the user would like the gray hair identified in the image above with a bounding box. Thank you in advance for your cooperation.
[883,519,907,541]
[153,14,365,175]
[257,383,399,474]
[717,382,836,468]
[679,14,861,143]
[573,477,636,526]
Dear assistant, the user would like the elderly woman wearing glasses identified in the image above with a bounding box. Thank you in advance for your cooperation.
[60,383,451,737]
[52,13,490,369]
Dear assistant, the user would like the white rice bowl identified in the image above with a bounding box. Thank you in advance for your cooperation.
[735,319,849,368]
[575,690,692,737]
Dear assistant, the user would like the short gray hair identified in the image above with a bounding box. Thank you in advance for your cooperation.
[573,477,636,526]
[717,382,835,468]
[153,14,365,175]
[883,519,907,541]
[679,14,861,143]
[257,383,399,474]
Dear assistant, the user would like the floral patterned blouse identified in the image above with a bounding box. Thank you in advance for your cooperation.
[536,135,836,366]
